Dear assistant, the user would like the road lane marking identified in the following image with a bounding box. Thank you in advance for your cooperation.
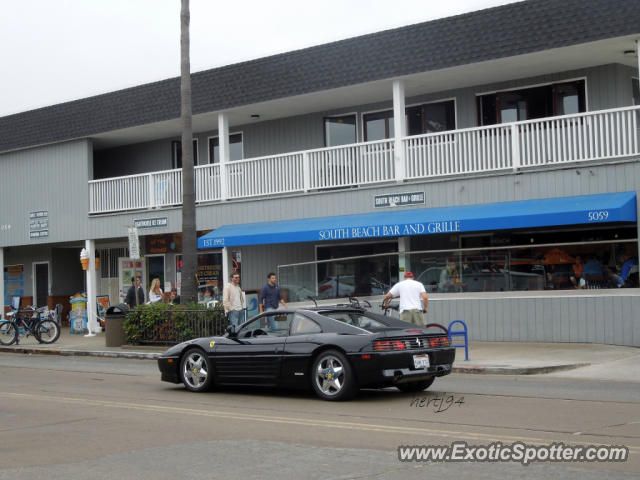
[1,391,638,453]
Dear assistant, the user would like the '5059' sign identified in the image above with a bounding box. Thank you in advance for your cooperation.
[587,210,609,222]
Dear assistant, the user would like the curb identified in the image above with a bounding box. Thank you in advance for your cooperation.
[452,363,589,375]
[0,346,159,360]
[1,346,589,374]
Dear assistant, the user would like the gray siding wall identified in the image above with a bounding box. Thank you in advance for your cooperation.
[91,64,634,178]
[357,294,640,347]
[0,140,91,247]
[428,294,640,346]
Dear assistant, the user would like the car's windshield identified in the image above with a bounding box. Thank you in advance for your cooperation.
[236,313,293,337]
[322,311,386,330]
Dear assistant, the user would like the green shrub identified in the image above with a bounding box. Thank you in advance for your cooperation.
[124,302,228,344]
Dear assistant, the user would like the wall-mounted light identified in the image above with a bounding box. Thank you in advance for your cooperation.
[251,114,260,119]
[624,50,636,57]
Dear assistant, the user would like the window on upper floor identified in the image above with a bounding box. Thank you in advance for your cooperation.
[324,115,357,146]
[363,100,456,141]
[407,101,456,135]
[364,110,394,141]
[209,133,243,163]
[632,78,640,105]
[477,80,586,126]
[171,139,198,169]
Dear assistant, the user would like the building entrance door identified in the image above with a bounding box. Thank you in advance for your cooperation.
[34,262,49,307]
[147,255,165,292]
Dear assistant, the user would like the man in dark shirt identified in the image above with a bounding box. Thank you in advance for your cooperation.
[125,276,145,308]
[259,273,286,330]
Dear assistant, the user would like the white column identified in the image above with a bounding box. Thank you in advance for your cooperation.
[392,79,407,183]
[85,239,98,336]
[0,248,4,318]
[398,237,410,278]
[637,40,640,89]
[218,113,230,200]
[221,247,229,289]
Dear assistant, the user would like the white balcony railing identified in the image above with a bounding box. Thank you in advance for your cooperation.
[308,139,395,189]
[404,124,513,179]
[88,105,640,214]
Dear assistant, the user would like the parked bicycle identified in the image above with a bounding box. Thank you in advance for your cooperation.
[0,305,61,346]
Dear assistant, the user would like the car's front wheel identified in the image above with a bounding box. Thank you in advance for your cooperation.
[180,348,214,392]
[311,350,357,401]
[396,377,435,393]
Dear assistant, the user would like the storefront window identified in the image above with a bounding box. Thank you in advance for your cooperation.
[277,226,638,300]
[176,253,222,299]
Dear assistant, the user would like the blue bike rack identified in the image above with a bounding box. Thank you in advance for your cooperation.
[448,319,469,361]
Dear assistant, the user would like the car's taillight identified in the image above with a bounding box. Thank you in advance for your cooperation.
[373,340,407,351]
[318,285,332,292]
[428,336,450,347]
[373,340,391,351]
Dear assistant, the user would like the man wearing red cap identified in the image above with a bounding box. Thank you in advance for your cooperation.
[382,271,428,326]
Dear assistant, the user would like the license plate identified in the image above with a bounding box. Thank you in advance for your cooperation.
[413,354,430,369]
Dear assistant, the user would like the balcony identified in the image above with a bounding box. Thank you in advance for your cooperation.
[88,105,640,215]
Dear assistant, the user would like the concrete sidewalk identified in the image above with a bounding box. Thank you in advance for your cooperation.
[0,328,638,377]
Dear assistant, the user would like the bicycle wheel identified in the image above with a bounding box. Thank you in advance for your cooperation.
[0,321,18,346]
[35,319,60,344]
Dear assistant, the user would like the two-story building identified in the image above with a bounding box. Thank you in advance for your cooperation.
[2,0,640,344]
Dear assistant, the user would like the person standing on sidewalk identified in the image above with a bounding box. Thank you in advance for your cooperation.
[258,272,287,330]
[125,275,145,309]
[382,271,428,326]
[223,272,245,330]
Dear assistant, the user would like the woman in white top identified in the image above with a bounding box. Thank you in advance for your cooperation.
[148,278,164,303]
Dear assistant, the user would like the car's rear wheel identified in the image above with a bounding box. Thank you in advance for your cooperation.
[311,349,357,401]
[396,377,435,393]
[180,348,214,392]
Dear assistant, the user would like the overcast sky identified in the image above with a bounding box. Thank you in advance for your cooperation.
[0,0,521,117]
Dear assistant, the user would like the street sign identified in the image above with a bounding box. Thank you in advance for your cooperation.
[128,227,140,260]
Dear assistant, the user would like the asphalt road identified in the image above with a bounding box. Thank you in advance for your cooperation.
[0,354,638,479]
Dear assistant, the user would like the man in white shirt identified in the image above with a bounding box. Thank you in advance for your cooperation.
[223,272,245,329]
[382,271,428,326]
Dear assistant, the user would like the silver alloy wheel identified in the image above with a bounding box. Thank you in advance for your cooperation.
[182,351,209,390]
[315,354,345,396]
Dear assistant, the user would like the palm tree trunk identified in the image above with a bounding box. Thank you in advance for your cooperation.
[180,0,197,303]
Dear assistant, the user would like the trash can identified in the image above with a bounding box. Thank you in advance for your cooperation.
[105,304,129,347]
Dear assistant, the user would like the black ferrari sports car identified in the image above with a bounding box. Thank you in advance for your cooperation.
[157,305,455,401]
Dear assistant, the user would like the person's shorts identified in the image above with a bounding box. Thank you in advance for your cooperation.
[400,309,425,326]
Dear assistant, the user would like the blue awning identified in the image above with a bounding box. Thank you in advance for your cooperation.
[198,191,637,248]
